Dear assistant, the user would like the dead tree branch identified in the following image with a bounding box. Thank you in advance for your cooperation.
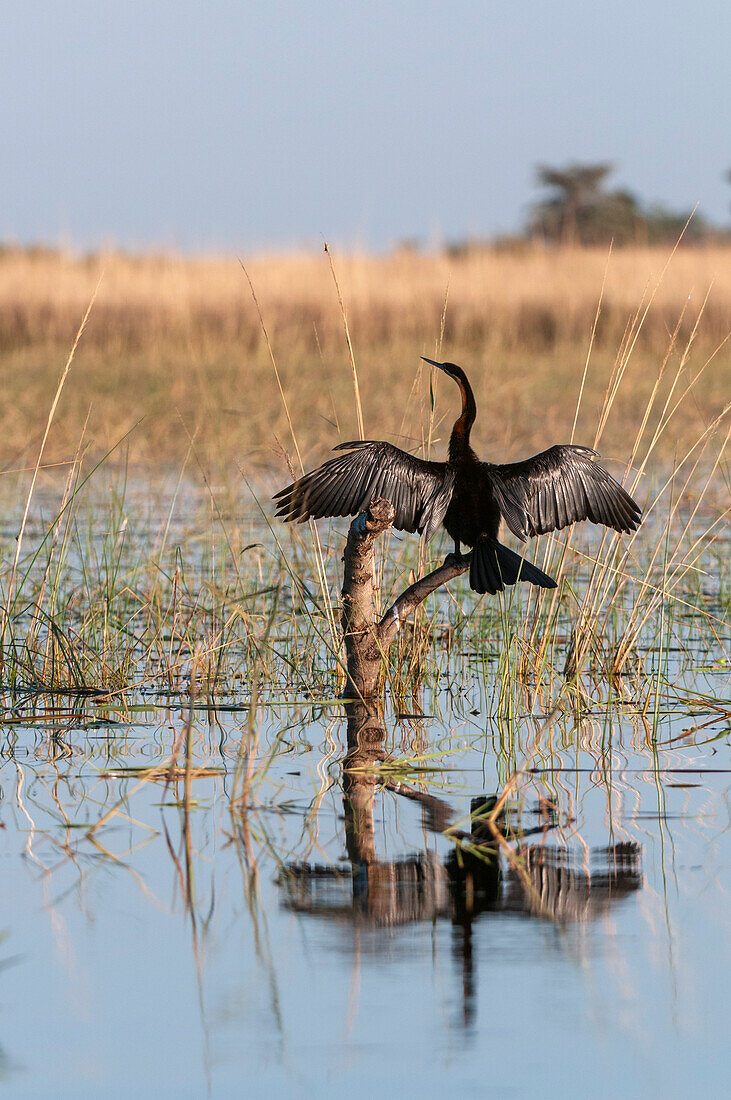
[341,497,469,698]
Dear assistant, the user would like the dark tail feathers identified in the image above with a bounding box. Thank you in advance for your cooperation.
[469,539,557,595]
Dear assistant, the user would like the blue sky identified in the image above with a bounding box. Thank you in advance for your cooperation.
[2,0,729,251]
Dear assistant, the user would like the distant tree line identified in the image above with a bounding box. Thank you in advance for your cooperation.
[528,162,714,246]
[441,161,730,255]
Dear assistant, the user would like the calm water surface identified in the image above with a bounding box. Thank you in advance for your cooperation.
[1,683,729,1098]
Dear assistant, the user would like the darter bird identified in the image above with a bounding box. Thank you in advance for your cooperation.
[274,358,641,594]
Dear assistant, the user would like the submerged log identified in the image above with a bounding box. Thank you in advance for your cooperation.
[340,497,469,699]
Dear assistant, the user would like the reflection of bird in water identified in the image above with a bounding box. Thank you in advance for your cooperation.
[280,786,642,930]
[280,707,643,1029]
[275,358,642,594]
[281,798,641,1028]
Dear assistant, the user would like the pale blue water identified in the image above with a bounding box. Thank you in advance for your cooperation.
[0,680,729,1098]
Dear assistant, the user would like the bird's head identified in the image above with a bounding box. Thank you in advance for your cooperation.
[421,357,477,430]
[421,358,475,397]
[421,357,465,383]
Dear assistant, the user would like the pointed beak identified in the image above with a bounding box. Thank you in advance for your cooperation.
[421,356,445,371]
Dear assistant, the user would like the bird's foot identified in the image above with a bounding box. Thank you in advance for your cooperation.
[444,550,469,568]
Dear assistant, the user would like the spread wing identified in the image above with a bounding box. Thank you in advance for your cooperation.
[274,440,455,542]
[486,445,642,542]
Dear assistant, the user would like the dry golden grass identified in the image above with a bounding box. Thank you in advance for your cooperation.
[0,243,728,475]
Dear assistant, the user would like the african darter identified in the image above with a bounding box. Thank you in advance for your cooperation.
[274,359,641,594]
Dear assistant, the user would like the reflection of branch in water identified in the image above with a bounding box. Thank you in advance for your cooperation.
[279,702,643,1027]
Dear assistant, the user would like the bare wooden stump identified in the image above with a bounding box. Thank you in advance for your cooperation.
[340,497,470,700]
[340,498,396,699]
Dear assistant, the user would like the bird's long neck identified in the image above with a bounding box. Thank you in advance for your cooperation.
[448,371,477,463]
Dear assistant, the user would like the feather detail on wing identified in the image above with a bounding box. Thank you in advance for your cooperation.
[486,445,642,541]
[274,440,455,542]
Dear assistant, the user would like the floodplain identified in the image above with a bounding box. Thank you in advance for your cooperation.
[0,243,728,1097]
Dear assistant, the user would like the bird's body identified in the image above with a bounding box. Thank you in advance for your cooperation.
[274,359,642,594]
[443,454,499,551]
